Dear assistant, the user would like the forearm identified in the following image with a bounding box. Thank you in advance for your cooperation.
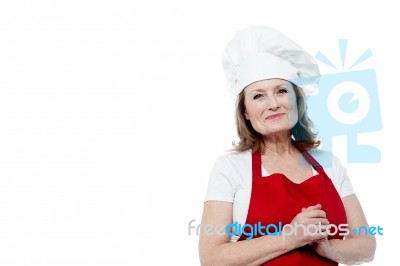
[200,235,293,266]
[329,236,376,265]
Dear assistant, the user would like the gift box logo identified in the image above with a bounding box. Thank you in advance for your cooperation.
[300,40,382,164]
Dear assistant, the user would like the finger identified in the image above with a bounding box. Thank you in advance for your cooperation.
[318,224,330,231]
[301,209,327,219]
[312,235,328,243]
[308,218,329,225]
[300,204,320,214]
[306,204,322,210]
[306,232,327,243]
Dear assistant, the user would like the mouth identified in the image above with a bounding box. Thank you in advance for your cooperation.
[266,113,285,120]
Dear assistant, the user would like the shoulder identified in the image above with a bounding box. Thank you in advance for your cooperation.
[214,150,252,164]
[307,148,344,169]
[206,150,252,199]
[307,148,355,197]
[212,150,252,172]
[307,148,349,181]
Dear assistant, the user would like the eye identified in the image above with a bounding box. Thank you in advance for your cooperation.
[277,88,288,94]
[253,94,263,100]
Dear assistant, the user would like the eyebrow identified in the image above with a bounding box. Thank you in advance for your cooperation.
[250,85,287,93]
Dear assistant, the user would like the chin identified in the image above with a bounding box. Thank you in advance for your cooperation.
[261,128,292,136]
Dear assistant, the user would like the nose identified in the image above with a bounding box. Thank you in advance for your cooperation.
[266,95,280,110]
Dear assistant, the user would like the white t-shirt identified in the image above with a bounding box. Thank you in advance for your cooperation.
[204,149,355,242]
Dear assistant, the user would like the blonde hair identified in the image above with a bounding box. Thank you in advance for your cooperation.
[233,83,320,153]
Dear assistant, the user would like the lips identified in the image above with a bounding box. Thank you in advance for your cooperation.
[266,113,285,120]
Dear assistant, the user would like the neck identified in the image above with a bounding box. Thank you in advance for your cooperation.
[262,132,296,155]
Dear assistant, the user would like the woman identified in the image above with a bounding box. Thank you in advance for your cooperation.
[199,26,376,266]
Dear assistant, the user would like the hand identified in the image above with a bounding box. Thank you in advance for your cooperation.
[285,204,329,249]
[311,236,333,260]
[302,205,333,260]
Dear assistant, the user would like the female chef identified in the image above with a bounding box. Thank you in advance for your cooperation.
[199,26,376,266]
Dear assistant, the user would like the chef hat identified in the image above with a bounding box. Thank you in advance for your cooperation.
[222,26,320,98]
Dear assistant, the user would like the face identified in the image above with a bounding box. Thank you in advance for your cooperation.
[243,79,298,136]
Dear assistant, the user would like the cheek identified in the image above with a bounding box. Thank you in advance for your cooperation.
[287,93,297,109]
[290,108,299,124]
[288,96,299,122]
[244,101,260,119]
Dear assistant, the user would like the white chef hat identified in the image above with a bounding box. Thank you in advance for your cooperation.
[222,26,320,99]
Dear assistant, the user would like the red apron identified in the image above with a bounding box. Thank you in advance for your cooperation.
[237,151,347,265]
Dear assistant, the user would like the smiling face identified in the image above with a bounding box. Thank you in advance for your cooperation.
[243,79,298,137]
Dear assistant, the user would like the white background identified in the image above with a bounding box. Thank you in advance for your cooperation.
[0,0,398,265]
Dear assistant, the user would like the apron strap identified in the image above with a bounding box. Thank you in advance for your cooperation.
[301,150,323,169]
[252,152,262,178]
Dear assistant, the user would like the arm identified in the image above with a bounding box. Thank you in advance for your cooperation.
[199,201,328,266]
[312,194,376,264]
